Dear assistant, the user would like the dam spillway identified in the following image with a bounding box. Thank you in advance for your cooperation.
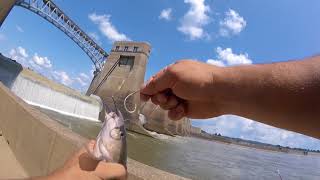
[0,53,103,122]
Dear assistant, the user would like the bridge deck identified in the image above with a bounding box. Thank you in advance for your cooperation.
[0,134,28,179]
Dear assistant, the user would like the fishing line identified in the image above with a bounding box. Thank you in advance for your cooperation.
[276,169,283,180]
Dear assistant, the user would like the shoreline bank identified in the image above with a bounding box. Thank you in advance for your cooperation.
[190,133,320,156]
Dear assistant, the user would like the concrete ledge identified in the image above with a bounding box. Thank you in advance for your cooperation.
[0,136,28,179]
[128,159,189,180]
[0,82,86,177]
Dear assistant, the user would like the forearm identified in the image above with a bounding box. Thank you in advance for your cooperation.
[216,56,320,138]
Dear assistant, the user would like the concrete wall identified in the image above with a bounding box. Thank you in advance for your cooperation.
[0,82,86,177]
[0,82,189,180]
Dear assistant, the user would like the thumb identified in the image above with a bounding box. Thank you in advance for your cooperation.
[93,162,127,180]
[141,66,176,96]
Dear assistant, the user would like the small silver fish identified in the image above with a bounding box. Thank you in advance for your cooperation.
[89,110,127,167]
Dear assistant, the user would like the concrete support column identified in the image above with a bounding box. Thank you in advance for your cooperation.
[0,0,17,27]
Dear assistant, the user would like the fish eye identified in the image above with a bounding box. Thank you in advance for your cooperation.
[120,132,124,137]
[110,128,121,140]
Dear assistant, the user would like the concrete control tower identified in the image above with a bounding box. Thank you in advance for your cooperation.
[87,41,151,125]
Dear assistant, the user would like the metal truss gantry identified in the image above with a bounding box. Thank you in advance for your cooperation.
[15,0,108,72]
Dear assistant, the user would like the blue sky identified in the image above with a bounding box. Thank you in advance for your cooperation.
[1,0,320,150]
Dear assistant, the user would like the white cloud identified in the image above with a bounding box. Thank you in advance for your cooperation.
[8,47,29,67]
[89,13,130,42]
[206,59,225,67]
[9,47,53,71]
[16,46,28,58]
[7,47,93,91]
[52,71,73,86]
[178,0,211,40]
[32,53,52,68]
[79,73,90,80]
[75,72,91,87]
[219,9,246,37]
[159,8,173,21]
[16,25,24,33]
[206,47,252,67]
[73,72,94,93]
[193,115,320,150]
[75,77,88,87]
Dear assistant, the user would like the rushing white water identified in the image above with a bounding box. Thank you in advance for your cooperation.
[1,56,102,121]
[0,56,103,122]
[11,75,101,121]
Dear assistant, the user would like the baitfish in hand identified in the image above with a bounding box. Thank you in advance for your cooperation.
[88,109,127,167]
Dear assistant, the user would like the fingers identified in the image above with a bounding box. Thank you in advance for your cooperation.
[140,93,151,102]
[151,93,168,105]
[93,162,127,180]
[161,95,179,110]
[168,103,187,120]
[146,91,186,120]
[140,66,176,98]
[150,92,180,109]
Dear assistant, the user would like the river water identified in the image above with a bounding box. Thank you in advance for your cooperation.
[38,107,320,180]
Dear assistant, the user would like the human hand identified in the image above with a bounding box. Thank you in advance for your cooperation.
[140,60,225,120]
[35,140,126,180]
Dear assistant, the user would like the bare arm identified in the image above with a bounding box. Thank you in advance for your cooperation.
[218,56,320,138]
[140,57,320,139]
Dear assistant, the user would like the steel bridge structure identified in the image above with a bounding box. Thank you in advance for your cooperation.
[15,0,108,72]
